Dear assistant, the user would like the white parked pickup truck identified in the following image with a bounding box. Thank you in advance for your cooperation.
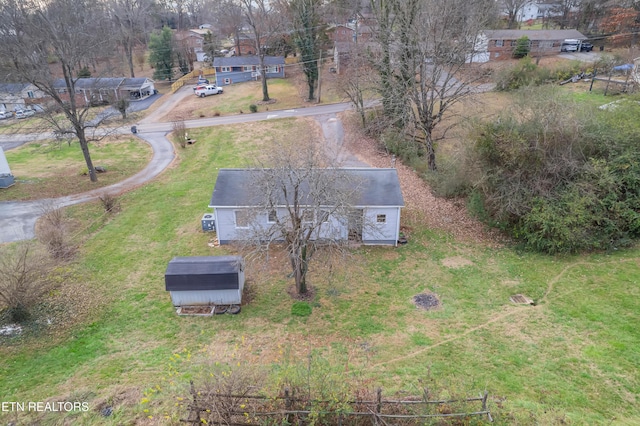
[194,85,223,97]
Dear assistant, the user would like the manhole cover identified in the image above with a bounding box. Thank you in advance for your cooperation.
[510,294,534,305]
[413,293,440,310]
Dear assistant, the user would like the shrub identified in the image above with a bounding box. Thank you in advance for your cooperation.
[466,87,640,253]
[38,204,75,260]
[0,243,54,323]
[291,301,312,317]
[99,193,121,214]
[249,104,258,113]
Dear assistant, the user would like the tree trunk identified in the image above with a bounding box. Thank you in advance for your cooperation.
[259,56,270,101]
[425,132,437,172]
[77,129,97,182]
[125,41,135,78]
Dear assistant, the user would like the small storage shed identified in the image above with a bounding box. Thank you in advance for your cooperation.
[0,147,15,188]
[165,256,244,307]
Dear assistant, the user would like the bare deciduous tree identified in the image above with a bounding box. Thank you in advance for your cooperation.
[369,0,495,171]
[110,0,155,78]
[0,243,54,322]
[240,0,285,102]
[215,0,245,56]
[0,0,117,182]
[240,140,364,295]
[337,44,378,128]
[501,0,531,29]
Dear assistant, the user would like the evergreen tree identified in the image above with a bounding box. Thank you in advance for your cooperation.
[513,35,530,58]
[149,26,174,80]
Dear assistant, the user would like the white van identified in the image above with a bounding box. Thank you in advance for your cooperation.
[561,39,580,52]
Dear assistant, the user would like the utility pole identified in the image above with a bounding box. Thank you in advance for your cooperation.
[317,48,322,103]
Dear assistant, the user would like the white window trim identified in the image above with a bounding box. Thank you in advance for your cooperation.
[495,40,504,47]
[377,214,387,223]
[223,78,231,84]
[267,210,277,223]
[243,65,253,72]
[221,66,231,72]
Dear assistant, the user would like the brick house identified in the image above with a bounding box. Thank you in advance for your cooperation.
[476,29,587,62]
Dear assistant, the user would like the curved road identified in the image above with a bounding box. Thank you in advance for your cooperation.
[0,101,354,243]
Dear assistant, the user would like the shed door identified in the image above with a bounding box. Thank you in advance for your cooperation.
[348,209,363,242]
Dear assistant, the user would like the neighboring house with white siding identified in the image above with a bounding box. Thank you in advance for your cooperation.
[0,83,46,112]
[208,168,404,246]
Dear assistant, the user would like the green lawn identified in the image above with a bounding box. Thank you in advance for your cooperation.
[0,137,152,201]
[0,117,638,425]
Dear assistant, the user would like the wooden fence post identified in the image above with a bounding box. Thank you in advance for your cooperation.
[373,387,382,425]
[285,387,293,425]
[482,390,493,422]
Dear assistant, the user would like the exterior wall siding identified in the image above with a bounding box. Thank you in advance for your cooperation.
[362,207,400,244]
[215,66,285,86]
[170,289,242,306]
[215,206,399,246]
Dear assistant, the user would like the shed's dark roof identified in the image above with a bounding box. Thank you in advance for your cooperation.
[213,55,285,67]
[209,168,404,208]
[166,256,242,275]
[165,256,243,291]
[483,29,587,41]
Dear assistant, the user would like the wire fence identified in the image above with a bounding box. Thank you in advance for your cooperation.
[181,382,493,425]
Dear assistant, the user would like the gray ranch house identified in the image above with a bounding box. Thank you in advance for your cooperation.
[208,168,404,246]
[212,56,285,86]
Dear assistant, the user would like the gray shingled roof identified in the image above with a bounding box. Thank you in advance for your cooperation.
[209,168,404,208]
[213,55,285,67]
[52,77,152,91]
[483,29,587,41]
[0,83,31,94]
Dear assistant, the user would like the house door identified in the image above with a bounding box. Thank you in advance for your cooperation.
[348,209,363,242]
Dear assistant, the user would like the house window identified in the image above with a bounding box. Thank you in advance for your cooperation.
[243,66,252,72]
[510,40,517,47]
[235,210,250,228]
[27,91,34,98]
[318,210,329,223]
[377,214,387,223]
[224,78,231,85]
[540,41,554,48]
[221,66,231,72]
[267,66,279,73]
[302,210,314,223]
[495,40,504,47]
[267,210,277,223]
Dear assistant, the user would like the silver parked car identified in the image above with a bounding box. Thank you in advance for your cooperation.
[0,111,13,119]
[15,109,35,119]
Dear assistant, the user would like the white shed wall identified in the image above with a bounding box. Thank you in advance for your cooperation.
[362,207,400,245]
[170,289,242,306]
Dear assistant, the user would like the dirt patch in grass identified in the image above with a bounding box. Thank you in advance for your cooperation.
[413,293,441,311]
[441,256,474,268]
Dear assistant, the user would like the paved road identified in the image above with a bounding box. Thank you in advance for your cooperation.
[135,101,354,133]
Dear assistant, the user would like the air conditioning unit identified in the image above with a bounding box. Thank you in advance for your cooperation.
[201,213,215,232]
